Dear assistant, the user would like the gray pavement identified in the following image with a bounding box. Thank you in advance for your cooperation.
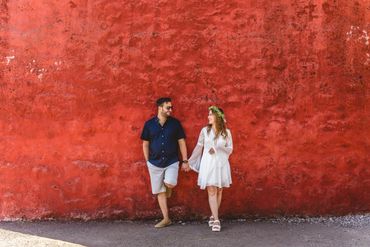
[0,215,370,247]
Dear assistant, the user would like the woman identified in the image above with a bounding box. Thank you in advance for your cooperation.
[188,106,233,232]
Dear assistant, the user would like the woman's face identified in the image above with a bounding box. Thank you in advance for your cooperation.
[208,110,215,125]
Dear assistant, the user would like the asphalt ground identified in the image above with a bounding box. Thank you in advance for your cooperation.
[0,215,369,247]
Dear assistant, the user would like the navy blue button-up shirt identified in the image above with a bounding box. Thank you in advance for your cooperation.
[141,116,186,168]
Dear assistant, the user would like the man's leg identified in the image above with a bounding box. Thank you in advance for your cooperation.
[155,192,172,227]
[157,192,169,220]
[146,162,171,227]
[164,182,175,198]
[163,162,179,199]
[154,162,179,228]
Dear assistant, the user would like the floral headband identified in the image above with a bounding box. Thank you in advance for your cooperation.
[209,105,226,123]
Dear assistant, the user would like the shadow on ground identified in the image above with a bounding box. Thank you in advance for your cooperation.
[0,215,370,247]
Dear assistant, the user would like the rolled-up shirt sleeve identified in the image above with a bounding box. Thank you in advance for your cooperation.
[176,121,186,140]
[140,122,150,141]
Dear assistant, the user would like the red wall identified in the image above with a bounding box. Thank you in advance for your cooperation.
[0,0,369,220]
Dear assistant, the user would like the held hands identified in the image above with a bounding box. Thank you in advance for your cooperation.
[181,161,191,172]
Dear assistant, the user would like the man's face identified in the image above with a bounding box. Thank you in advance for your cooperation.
[159,102,173,117]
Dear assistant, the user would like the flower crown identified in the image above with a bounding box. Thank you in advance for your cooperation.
[209,105,226,123]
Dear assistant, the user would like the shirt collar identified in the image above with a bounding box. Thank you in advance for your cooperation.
[154,116,172,127]
[154,116,171,122]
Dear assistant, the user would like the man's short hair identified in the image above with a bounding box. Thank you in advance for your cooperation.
[156,97,172,107]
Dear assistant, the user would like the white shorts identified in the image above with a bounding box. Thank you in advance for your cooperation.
[147,161,179,194]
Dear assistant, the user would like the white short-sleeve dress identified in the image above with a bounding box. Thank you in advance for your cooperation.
[188,127,233,189]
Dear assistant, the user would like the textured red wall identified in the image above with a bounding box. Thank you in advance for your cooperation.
[0,0,369,220]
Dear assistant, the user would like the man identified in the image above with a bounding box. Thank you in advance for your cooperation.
[141,97,190,228]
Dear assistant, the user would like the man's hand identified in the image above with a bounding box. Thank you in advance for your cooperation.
[209,147,215,155]
[181,162,191,172]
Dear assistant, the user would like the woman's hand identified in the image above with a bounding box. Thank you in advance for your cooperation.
[208,147,215,155]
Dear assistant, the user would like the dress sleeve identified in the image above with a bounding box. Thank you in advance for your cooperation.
[215,129,233,156]
[188,128,205,172]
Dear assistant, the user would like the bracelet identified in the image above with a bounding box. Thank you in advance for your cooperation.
[182,160,189,163]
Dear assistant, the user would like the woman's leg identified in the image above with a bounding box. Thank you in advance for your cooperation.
[207,186,219,220]
[217,188,223,209]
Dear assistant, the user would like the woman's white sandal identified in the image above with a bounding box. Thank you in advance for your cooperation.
[212,220,221,232]
[208,216,215,227]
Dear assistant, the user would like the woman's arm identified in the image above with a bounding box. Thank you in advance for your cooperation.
[216,129,233,156]
[188,128,205,172]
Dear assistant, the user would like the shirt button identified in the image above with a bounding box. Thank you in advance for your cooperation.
[162,150,165,153]
[162,143,164,145]
[162,135,164,138]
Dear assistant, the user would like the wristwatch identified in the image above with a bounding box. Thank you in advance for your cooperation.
[182,160,189,163]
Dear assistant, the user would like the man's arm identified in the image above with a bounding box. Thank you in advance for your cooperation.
[143,141,149,161]
[178,138,190,172]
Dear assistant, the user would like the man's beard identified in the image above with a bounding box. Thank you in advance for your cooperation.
[161,112,170,117]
